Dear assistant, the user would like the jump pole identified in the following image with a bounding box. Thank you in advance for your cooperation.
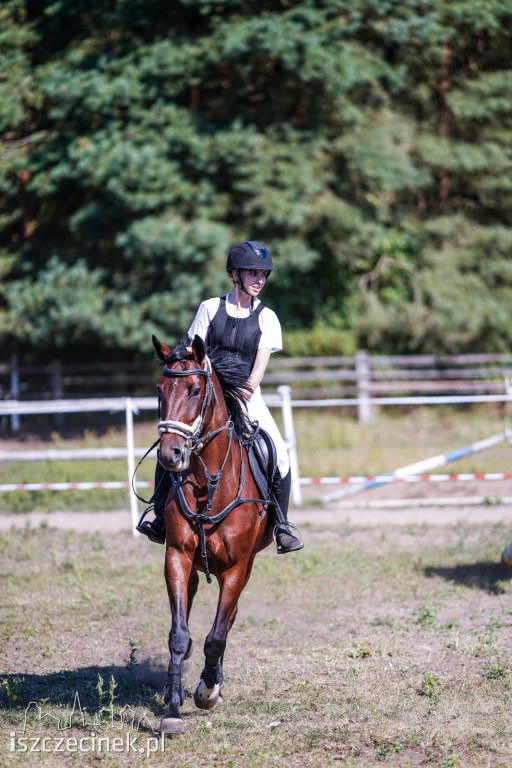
[323,429,512,504]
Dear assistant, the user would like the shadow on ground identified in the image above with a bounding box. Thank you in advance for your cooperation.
[424,561,512,595]
[0,661,179,731]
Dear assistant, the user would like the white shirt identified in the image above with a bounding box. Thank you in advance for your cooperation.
[188,296,282,353]
[188,296,289,475]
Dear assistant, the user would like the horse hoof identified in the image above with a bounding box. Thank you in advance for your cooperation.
[502,543,512,567]
[213,693,224,709]
[184,638,194,660]
[160,716,184,735]
[194,681,221,710]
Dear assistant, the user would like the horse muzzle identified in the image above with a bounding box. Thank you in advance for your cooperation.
[157,416,202,472]
[158,438,191,472]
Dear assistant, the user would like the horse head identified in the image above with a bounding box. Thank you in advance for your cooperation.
[153,334,214,473]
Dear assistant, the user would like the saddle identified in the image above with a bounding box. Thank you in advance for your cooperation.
[245,424,277,502]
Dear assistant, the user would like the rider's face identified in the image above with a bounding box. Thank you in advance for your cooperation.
[238,269,268,295]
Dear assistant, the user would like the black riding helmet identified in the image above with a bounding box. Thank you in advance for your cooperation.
[226,241,275,274]
[226,241,275,300]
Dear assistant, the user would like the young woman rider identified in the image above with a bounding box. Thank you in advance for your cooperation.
[137,240,303,555]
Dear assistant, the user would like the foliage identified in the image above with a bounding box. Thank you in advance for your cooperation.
[1,0,512,360]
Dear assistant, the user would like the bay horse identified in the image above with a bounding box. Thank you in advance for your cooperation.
[151,334,273,735]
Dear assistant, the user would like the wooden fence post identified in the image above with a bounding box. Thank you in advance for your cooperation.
[52,359,64,428]
[10,353,20,432]
[355,349,371,425]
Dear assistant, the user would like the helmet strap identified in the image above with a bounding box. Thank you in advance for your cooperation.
[233,271,256,314]
[234,269,251,297]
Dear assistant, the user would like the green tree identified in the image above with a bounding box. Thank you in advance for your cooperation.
[1,0,512,360]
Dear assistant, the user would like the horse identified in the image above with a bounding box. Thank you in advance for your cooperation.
[150,333,274,735]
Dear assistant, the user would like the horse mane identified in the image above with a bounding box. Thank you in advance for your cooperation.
[162,341,253,440]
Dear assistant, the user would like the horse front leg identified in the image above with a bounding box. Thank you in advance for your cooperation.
[194,564,248,711]
[184,567,199,660]
[160,551,194,735]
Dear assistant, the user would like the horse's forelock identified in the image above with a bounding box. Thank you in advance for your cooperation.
[161,341,193,368]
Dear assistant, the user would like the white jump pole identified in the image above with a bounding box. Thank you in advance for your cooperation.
[125,397,140,537]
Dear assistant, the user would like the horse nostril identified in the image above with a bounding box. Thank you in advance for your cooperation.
[158,443,184,470]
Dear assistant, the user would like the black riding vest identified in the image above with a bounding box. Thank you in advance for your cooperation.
[205,297,264,369]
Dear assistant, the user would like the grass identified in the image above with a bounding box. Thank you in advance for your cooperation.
[2,519,512,766]
[1,403,511,513]
[1,402,512,764]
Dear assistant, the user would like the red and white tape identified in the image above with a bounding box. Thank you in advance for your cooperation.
[0,474,510,493]
[299,473,512,486]
[0,481,154,492]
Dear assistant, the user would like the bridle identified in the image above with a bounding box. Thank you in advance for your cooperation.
[159,355,238,511]
[133,354,226,490]
[157,356,220,452]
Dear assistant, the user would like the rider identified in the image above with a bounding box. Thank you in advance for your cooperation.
[137,240,303,555]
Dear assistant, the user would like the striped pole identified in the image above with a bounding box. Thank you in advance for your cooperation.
[0,481,153,492]
[301,472,512,485]
[2,473,512,493]
[323,429,512,504]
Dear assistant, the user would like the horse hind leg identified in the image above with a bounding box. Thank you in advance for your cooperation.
[194,565,248,711]
[194,655,224,710]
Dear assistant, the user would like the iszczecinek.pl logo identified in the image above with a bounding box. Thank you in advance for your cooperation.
[10,731,166,757]
[9,694,166,757]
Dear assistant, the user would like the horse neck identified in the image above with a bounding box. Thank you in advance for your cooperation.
[198,373,235,463]
[210,373,229,429]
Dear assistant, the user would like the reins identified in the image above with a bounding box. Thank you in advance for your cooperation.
[134,354,267,583]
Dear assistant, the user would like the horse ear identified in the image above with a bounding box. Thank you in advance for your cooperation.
[153,335,171,361]
[191,334,206,365]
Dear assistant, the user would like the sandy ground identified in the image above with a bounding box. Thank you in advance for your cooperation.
[1,479,512,532]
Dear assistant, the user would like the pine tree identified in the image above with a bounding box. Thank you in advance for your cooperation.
[1,0,512,358]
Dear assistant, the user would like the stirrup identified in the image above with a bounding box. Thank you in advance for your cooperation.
[136,506,166,544]
[273,522,304,554]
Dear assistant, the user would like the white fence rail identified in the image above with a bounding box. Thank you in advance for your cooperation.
[2,391,512,535]
[0,388,302,532]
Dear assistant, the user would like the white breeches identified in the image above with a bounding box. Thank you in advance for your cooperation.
[246,387,290,477]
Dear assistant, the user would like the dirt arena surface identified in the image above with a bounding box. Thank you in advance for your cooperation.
[1,478,512,532]
[3,478,512,767]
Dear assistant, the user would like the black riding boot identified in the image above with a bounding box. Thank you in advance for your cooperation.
[136,463,169,544]
[271,469,304,554]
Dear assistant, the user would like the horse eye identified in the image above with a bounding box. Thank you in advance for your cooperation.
[191,386,201,397]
